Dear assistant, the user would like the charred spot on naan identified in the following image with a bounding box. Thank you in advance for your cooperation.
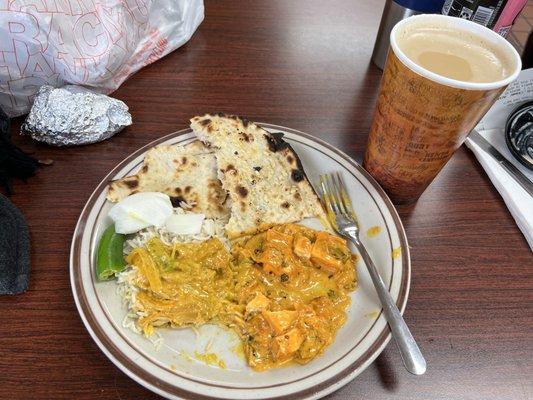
[237,186,248,198]
[124,177,139,189]
[169,196,185,208]
[222,164,237,175]
[264,131,290,153]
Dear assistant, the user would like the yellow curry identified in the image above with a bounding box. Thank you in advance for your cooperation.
[125,224,357,371]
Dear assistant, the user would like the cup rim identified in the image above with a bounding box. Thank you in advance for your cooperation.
[389,14,522,91]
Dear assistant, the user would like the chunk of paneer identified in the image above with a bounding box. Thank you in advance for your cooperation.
[262,310,298,335]
[259,247,284,275]
[271,328,304,360]
[310,232,348,273]
[256,229,294,275]
[246,292,270,314]
[266,229,293,248]
[293,234,312,260]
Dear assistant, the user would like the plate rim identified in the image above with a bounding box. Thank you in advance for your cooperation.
[70,123,411,400]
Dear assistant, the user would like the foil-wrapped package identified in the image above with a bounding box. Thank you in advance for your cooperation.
[21,85,132,146]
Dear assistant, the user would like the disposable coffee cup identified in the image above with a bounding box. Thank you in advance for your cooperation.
[364,14,522,204]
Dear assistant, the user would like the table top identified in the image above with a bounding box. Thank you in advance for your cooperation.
[1,1,532,399]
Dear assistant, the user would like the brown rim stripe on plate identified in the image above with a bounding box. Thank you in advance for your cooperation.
[72,127,408,398]
[71,125,410,400]
[73,127,409,398]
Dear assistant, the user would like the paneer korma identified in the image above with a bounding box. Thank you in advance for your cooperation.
[125,224,357,371]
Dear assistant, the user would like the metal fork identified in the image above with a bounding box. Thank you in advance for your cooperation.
[319,172,426,375]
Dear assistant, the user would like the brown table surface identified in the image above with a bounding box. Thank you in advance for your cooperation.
[1,1,532,399]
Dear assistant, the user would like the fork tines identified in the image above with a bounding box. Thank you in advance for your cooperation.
[319,172,356,224]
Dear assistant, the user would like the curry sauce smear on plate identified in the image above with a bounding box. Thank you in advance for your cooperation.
[125,224,358,371]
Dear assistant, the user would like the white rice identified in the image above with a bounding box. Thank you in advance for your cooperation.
[123,206,228,253]
[116,206,227,344]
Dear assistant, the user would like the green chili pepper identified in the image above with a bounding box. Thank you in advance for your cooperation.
[96,225,126,280]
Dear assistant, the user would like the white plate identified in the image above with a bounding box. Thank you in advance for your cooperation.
[70,124,410,400]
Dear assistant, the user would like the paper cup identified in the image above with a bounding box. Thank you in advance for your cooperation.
[363,14,522,204]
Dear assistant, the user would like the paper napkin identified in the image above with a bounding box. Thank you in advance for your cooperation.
[466,68,533,251]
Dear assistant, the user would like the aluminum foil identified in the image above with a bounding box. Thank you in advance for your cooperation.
[21,85,132,146]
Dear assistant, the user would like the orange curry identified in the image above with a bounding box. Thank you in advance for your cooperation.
[126,224,358,371]
[230,224,357,370]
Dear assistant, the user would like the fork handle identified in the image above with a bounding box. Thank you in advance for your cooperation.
[349,236,426,375]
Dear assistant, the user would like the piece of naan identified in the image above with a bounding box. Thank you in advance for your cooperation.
[107,141,229,219]
[190,113,325,238]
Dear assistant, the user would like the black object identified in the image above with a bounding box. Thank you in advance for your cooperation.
[523,31,533,70]
[0,194,30,295]
[505,101,533,171]
[0,107,41,194]
[441,0,507,29]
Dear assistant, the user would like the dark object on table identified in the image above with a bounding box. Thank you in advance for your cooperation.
[371,0,445,70]
[0,108,41,195]
[522,31,532,70]
[0,194,30,295]
[505,101,533,170]
[21,85,132,146]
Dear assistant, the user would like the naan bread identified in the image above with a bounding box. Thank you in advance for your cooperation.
[107,141,229,219]
[190,113,325,238]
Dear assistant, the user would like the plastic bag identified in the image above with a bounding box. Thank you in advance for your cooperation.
[0,0,204,117]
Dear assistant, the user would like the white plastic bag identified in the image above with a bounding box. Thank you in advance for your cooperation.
[0,0,204,117]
